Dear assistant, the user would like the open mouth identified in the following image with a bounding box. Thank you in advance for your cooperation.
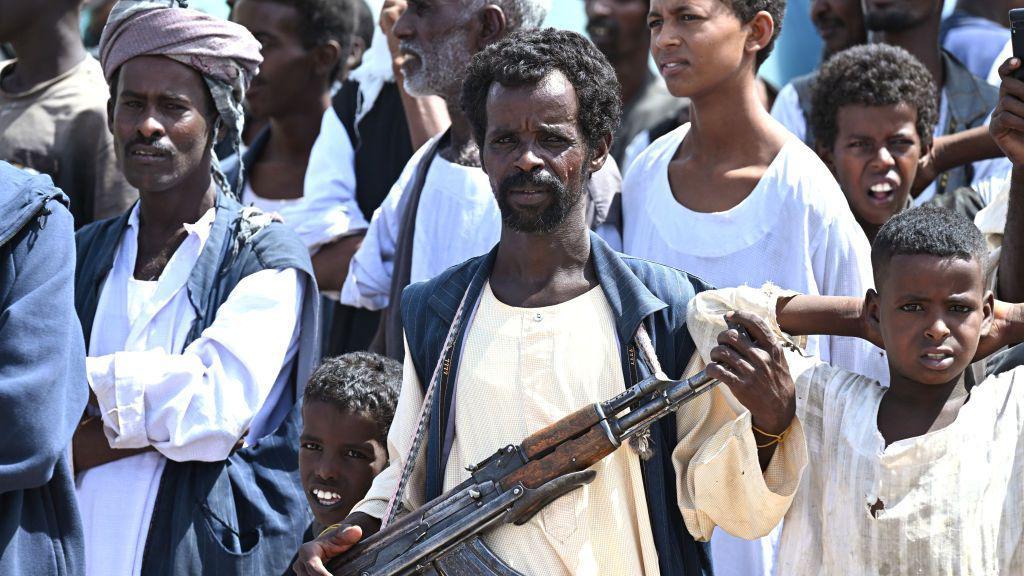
[310,488,343,508]
[865,181,898,206]
[920,351,955,371]
[587,22,615,42]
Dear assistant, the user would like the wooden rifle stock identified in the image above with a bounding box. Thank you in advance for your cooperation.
[326,366,724,576]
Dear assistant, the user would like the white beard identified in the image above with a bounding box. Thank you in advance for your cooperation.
[401,27,473,98]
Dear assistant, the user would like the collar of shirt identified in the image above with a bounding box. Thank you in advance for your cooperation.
[115,202,217,344]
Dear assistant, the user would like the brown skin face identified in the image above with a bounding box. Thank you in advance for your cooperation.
[480,71,606,234]
[823,103,926,240]
[233,0,332,119]
[810,0,865,57]
[586,0,651,63]
[299,401,388,531]
[862,0,941,32]
[108,56,215,194]
[868,254,993,389]
[392,0,480,98]
[648,0,772,99]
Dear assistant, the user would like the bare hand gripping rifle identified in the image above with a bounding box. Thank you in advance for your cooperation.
[327,367,726,576]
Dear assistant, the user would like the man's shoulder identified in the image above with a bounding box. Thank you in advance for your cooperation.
[615,253,715,310]
[227,203,312,272]
[74,209,130,261]
[22,56,110,111]
[943,50,1000,126]
[0,162,71,246]
[402,252,485,306]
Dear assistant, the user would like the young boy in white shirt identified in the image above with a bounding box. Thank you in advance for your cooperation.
[689,206,1024,575]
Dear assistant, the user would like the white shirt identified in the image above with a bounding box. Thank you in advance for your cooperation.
[622,129,653,174]
[340,134,501,310]
[451,284,654,575]
[623,124,885,576]
[688,285,1024,576]
[770,83,1010,205]
[300,106,366,250]
[241,179,304,221]
[623,123,887,382]
[75,204,304,576]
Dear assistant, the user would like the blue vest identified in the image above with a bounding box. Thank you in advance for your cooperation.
[400,232,715,576]
[74,190,319,575]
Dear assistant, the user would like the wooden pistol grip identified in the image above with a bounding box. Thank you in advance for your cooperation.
[502,426,617,490]
[520,404,603,459]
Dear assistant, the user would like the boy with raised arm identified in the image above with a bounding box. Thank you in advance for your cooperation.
[689,206,1024,575]
[811,44,938,241]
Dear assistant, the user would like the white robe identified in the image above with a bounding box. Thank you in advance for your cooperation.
[688,285,1024,576]
[340,133,501,311]
[623,123,887,576]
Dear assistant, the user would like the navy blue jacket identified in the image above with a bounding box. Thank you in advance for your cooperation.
[0,162,88,576]
[74,190,319,575]
[400,232,714,576]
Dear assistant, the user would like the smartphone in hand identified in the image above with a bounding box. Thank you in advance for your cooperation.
[1012,8,1024,80]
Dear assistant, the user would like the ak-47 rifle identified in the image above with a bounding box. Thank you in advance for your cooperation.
[327,361,731,576]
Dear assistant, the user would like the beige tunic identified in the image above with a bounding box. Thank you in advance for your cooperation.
[354,282,807,574]
[688,285,1024,575]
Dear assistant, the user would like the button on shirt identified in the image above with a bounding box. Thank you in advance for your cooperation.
[76,203,304,576]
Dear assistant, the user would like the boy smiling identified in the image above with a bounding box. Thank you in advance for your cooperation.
[689,206,1024,574]
[299,353,399,535]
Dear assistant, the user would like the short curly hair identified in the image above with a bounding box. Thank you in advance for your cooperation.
[811,44,938,150]
[871,205,987,288]
[304,352,401,444]
[724,0,787,66]
[460,28,622,152]
[258,0,357,52]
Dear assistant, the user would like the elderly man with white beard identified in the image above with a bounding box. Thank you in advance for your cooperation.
[338,0,622,360]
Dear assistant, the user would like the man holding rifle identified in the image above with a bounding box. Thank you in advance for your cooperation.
[294,28,806,576]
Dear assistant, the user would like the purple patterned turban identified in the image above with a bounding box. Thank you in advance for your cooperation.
[99,0,263,195]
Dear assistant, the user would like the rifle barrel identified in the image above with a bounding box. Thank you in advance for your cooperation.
[613,372,718,440]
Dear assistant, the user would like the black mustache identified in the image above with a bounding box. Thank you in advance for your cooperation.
[498,170,564,195]
[125,138,173,156]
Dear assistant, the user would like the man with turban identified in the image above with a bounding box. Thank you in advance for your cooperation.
[72,2,320,574]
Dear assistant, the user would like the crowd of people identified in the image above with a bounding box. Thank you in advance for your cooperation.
[1,0,1024,575]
